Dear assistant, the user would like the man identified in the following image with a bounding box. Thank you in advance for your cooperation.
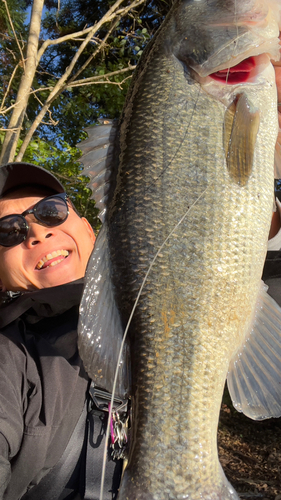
[0,162,122,500]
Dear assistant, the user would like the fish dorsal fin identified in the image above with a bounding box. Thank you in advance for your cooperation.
[227,282,281,420]
[78,119,119,223]
[78,222,130,399]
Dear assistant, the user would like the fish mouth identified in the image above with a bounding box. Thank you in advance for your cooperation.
[209,56,256,84]
[36,250,70,270]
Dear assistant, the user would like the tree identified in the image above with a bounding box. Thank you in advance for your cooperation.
[0,0,153,163]
[0,0,170,226]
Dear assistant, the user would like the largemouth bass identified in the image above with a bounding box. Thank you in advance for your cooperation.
[78,0,281,498]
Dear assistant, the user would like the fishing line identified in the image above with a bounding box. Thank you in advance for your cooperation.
[225,0,238,84]
[99,186,209,500]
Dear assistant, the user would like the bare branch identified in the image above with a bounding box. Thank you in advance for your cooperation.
[27,65,136,95]
[19,31,26,52]
[0,127,19,132]
[36,0,128,61]
[56,0,60,30]
[67,19,119,86]
[28,86,54,94]
[68,74,133,90]
[36,26,95,61]
[2,0,26,70]
[0,102,22,115]
[68,65,136,87]
[36,0,146,62]
[37,65,59,78]
[0,62,21,113]
[0,0,45,164]
[41,119,59,125]
[16,1,131,161]
[11,0,147,162]
[6,47,18,61]
[32,90,58,126]
[110,0,148,20]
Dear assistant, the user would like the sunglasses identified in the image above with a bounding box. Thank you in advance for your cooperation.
[0,193,70,248]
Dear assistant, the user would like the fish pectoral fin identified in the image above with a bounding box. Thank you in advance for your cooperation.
[223,93,260,187]
[227,282,281,420]
[78,223,130,399]
[77,119,119,223]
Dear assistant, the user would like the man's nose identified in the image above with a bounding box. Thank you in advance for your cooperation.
[24,220,53,247]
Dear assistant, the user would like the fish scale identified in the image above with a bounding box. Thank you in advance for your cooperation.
[115,50,275,499]
[77,0,281,498]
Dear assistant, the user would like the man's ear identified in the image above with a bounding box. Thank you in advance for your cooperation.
[81,217,96,245]
[0,279,7,292]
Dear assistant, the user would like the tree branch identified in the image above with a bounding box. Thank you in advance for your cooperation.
[0,127,19,132]
[67,65,136,87]
[66,19,118,86]
[0,101,23,116]
[32,90,58,125]
[0,0,44,164]
[67,74,133,89]
[0,62,21,113]
[2,0,25,70]
[36,0,129,62]
[111,0,148,20]
[3,0,147,162]
[36,26,95,62]
[16,0,142,161]
[27,65,136,94]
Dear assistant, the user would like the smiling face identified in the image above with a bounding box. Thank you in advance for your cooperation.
[0,187,96,292]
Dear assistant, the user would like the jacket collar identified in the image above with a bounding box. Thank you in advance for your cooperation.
[0,279,84,329]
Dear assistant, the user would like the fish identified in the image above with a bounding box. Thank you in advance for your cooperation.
[78,0,281,498]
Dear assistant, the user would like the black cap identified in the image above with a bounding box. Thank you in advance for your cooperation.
[0,162,65,197]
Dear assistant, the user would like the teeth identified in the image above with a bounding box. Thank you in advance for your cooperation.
[50,259,64,267]
[36,250,69,270]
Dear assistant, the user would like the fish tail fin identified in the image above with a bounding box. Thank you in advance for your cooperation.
[228,281,281,420]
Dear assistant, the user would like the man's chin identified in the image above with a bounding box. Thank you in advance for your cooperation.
[34,272,83,289]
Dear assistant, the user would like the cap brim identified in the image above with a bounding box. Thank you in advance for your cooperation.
[0,162,65,197]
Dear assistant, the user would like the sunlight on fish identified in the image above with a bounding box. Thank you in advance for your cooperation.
[99,188,209,500]
[77,0,281,498]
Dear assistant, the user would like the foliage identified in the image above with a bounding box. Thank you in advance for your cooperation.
[0,0,171,229]
[0,0,28,127]
[22,136,101,230]
[32,0,162,146]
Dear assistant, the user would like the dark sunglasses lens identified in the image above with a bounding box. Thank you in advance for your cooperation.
[35,196,68,226]
[0,215,27,247]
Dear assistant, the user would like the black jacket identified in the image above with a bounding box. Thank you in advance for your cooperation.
[262,250,281,307]
[0,280,89,500]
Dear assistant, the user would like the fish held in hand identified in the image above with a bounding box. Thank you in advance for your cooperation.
[78,0,281,498]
